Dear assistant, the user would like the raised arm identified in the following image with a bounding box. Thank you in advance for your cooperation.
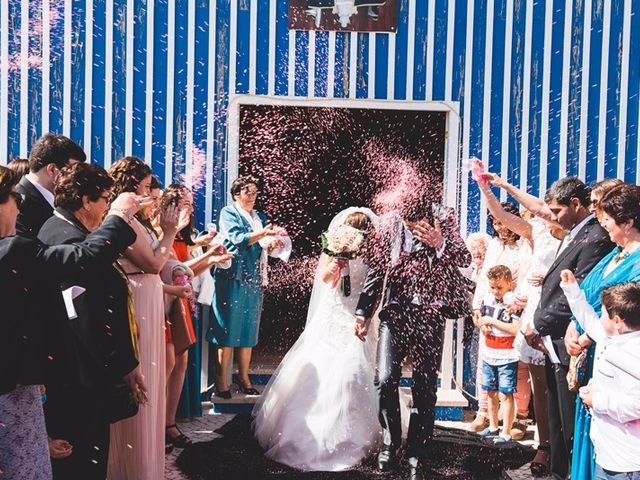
[560,271,606,344]
[477,180,532,242]
[123,205,184,274]
[485,173,559,226]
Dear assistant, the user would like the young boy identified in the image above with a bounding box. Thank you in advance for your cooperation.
[477,265,521,443]
[560,271,640,478]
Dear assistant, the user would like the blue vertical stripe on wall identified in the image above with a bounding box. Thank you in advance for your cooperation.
[255,0,270,95]
[507,0,526,191]
[567,0,585,177]
[314,31,328,97]
[393,0,408,100]
[172,0,189,182]
[212,0,230,216]
[91,0,105,164]
[465,0,488,233]
[333,32,346,98]
[413,0,428,101]
[374,33,388,99]
[545,0,567,186]
[624,0,640,183]
[488,0,506,178]
[527,0,546,197]
[585,0,604,185]
[48,0,64,136]
[70,0,86,147]
[235,0,250,95]
[294,30,309,97]
[7,1,20,157]
[356,33,369,99]
[151,0,168,177]
[191,0,211,230]
[274,0,288,96]
[451,0,468,102]
[432,0,448,101]
[111,0,127,162]
[27,0,42,149]
[604,0,623,179]
[132,0,148,158]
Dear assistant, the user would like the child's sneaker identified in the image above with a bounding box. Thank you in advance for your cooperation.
[493,434,512,444]
[477,427,500,437]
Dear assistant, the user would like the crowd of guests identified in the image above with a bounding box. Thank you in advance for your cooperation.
[463,171,640,479]
[1,132,639,480]
[0,134,286,480]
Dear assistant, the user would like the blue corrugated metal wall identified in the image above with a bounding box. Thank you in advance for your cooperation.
[1,0,638,231]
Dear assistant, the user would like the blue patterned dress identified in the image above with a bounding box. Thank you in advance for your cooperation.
[571,247,640,480]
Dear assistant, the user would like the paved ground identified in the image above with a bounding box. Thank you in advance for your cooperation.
[165,409,552,480]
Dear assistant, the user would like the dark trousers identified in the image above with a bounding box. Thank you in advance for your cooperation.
[375,304,446,459]
[45,384,110,480]
[545,341,577,480]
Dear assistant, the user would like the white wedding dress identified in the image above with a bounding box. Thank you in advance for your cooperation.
[253,212,381,471]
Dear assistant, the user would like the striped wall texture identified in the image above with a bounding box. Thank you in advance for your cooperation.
[1,0,639,232]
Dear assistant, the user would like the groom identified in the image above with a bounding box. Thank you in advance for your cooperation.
[355,196,471,480]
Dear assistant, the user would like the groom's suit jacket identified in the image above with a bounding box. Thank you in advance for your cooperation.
[533,216,613,346]
[355,205,471,320]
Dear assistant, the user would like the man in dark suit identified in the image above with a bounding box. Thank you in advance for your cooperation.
[16,133,86,237]
[355,197,471,480]
[526,177,614,479]
[38,163,145,479]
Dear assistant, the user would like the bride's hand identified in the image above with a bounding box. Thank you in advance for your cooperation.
[354,315,369,342]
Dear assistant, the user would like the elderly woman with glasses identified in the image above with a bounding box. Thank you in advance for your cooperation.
[0,165,143,480]
[209,175,287,398]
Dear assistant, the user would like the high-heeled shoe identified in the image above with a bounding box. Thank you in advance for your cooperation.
[214,388,232,399]
[238,383,260,396]
[165,424,192,449]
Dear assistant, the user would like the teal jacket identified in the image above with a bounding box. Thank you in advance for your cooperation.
[214,204,268,285]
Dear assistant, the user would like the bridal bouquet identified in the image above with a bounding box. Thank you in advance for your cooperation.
[321,224,366,296]
[321,224,366,260]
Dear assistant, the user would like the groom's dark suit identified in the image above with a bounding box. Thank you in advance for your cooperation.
[532,216,613,479]
[356,205,471,459]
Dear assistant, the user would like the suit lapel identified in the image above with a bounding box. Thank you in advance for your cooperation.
[545,218,597,277]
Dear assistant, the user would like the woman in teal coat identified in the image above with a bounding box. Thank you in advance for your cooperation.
[209,176,286,398]
[570,183,640,480]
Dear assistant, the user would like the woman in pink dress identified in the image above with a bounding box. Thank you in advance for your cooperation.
[106,157,189,479]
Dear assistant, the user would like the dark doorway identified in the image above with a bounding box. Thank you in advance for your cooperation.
[236,104,447,359]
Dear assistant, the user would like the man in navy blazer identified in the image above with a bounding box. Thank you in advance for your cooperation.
[526,177,614,480]
[16,133,86,237]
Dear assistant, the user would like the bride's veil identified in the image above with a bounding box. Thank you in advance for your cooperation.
[304,207,379,330]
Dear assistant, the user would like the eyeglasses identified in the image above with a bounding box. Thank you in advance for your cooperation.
[9,191,23,208]
[242,188,260,196]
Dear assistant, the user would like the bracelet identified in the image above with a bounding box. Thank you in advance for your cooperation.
[108,207,134,224]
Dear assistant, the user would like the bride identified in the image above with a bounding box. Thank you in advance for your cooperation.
[252,207,381,471]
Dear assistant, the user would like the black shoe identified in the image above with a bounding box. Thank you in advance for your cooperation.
[166,424,193,449]
[377,445,399,471]
[238,383,260,396]
[214,388,232,399]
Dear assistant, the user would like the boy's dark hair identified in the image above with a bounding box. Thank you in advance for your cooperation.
[486,265,513,283]
[601,282,640,329]
[29,133,86,172]
[544,176,591,207]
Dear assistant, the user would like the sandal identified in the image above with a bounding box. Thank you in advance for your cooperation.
[530,444,551,477]
[166,424,192,449]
